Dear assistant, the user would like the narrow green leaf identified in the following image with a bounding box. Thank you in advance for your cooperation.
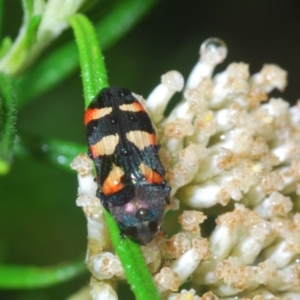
[24,15,42,49]
[96,0,156,47]
[0,0,42,75]
[17,42,78,105]
[16,0,157,107]
[69,13,108,107]
[23,0,34,17]
[104,210,160,300]
[0,260,86,289]
[14,135,86,172]
[0,37,12,59]
[4,15,41,74]
[0,73,17,175]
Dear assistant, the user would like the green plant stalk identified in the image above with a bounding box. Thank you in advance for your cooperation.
[0,260,86,289]
[0,73,17,174]
[70,13,160,299]
[0,0,90,76]
[104,210,160,300]
[0,37,13,60]
[16,0,157,107]
[69,14,109,107]
[0,0,42,75]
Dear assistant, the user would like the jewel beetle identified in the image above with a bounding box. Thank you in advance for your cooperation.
[85,86,170,245]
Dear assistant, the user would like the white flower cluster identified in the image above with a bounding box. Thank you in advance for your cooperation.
[71,38,300,300]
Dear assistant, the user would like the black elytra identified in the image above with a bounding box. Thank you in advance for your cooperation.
[85,86,171,245]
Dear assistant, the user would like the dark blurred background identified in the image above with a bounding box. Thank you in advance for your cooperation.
[1,0,300,299]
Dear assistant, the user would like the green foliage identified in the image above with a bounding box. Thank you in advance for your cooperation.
[69,13,160,299]
[0,0,157,298]
[0,0,43,75]
[16,0,157,107]
[104,210,161,300]
[69,13,109,107]
[0,73,16,174]
[0,261,86,289]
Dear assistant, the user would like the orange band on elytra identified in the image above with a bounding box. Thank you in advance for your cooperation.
[102,164,125,195]
[84,107,112,125]
[119,101,146,113]
[139,162,163,185]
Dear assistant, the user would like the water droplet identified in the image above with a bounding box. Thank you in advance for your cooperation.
[57,155,66,164]
[161,70,184,91]
[200,38,227,65]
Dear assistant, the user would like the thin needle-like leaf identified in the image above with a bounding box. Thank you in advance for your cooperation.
[14,135,86,172]
[69,13,108,106]
[0,260,86,289]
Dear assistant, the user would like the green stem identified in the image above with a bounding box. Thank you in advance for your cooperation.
[0,73,17,174]
[0,0,42,75]
[69,13,108,107]
[104,210,160,300]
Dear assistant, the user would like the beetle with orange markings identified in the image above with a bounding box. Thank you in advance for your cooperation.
[85,86,171,245]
